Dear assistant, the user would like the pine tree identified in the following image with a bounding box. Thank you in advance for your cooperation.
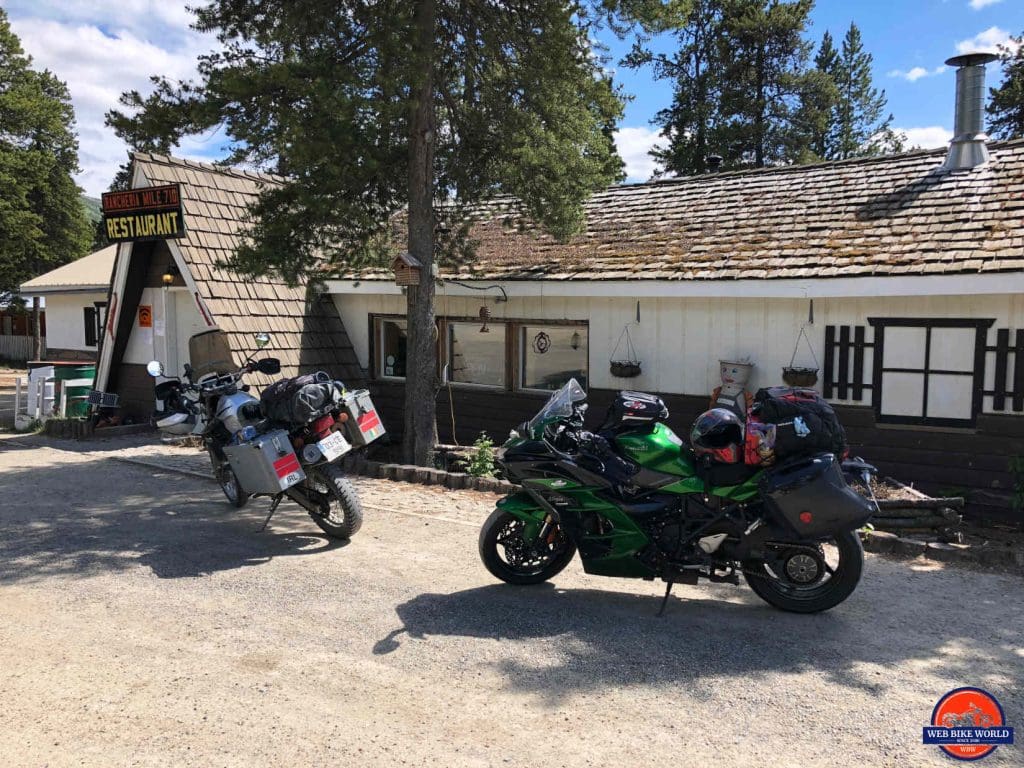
[108,0,659,464]
[794,31,839,162]
[831,23,896,159]
[637,0,725,175]
[716,0,815,168]
[987,33,1024,140]
[0,9,91,303]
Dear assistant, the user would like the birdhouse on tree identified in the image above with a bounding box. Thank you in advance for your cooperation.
[393,252,422,287]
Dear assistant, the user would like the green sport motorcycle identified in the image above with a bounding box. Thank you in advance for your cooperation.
[478,379,876,614]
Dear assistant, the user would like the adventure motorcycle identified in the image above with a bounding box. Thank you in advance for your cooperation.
[478,379,877,614]
[148,329,385,539]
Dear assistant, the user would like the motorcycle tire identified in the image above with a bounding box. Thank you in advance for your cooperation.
[307,464,363,539]
[479,509,576,585]
[742,529,864,613]
[210,451,249,509]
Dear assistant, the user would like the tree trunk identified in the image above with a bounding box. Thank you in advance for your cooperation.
[32,296,42,360]
[403,0,439,466]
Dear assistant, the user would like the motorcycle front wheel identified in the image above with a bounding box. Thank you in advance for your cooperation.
[209,450,249,509]
[478,509,576,585]
[305,464,363,539]
[742,530,864,613]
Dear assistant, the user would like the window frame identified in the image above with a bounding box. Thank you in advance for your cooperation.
[370,313,588,396]
[515,322,589,395]
[868,317,993,429]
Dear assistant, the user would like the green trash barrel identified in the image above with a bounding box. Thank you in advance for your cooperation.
[51,363,96,418]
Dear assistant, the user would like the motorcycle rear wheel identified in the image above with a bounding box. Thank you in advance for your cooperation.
[479,509,576,585]
[306,464,363,539]
[209,451,249,509]
[743,530,863,613]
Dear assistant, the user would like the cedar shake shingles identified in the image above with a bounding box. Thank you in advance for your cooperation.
[131,152,363,384]
[344,139,1024,283]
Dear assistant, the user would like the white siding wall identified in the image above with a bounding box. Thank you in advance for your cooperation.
[43,292,108,352]
[331,290,1024,414]
[123,287,208,369]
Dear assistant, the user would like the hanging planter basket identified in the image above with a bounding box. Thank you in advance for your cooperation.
[783,317,820,388]
[782,366,819,387]
[609,323,642,378]
[610,360,642,378]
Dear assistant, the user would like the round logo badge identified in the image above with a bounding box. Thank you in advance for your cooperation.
[923,687,1014,761]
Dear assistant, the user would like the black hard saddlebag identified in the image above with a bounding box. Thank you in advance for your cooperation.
[752,386,846,460]
[761,453,874,538]
[261,371,341,425]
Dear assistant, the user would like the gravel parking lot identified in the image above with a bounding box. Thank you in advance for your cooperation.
[1,435,1022,767]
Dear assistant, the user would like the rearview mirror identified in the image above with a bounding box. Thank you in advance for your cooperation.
[254,332,271,349]
[146,360,164,378]
[256,357,281,375]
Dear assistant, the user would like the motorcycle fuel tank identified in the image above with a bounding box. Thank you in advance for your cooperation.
[216,390,260,434]
[614,422,695,478]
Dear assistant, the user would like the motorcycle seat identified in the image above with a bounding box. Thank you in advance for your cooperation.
[695,460,761,488]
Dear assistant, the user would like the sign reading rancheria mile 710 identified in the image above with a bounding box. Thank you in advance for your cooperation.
[101,184,186,242]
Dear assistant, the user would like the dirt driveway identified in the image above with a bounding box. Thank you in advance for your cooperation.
[1,436,1021,767]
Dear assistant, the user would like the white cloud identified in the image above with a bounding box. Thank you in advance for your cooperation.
[956,26,1018,55]
[888,65,947,82]
[969,0,1002,10]
[6,3,220,196]
[895,126,954,150]
[614,126,663,183]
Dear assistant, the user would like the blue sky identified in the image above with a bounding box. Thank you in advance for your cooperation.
[5,0,1023,195]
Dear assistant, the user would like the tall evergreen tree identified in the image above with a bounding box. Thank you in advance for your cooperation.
[716,0,814,169]
[635,0,724,175]
[987,33,1024,140]
[831,23,897,159]
[0,9,90,304]
[793,31,839,162]
[108,1,661,464]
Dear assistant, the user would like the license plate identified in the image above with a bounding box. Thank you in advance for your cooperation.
[318,431,352,462]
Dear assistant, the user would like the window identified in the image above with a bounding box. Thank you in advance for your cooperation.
[869,318,992,427]
[448,322,505,387]
[520,325,588,391]
[378,318,407,378]
[84,307,98,347]
[84,303,108,348]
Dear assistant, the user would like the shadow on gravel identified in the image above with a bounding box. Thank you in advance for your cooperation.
[374,580,1024,703]
[0,455,345,583]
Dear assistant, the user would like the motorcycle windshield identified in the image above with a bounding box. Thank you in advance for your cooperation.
[527,378,587,438]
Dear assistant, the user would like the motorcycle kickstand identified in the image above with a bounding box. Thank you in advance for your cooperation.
[258,495,283,532]
[656,581,674,618]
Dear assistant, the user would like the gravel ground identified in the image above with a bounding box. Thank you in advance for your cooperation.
[1,434,1022,768]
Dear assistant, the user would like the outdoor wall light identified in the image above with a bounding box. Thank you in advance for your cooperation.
[479,305,491,333]
[570,330,581,350]
[162,263,180,285]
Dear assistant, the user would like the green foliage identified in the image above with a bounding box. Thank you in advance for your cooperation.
[466,432,496,478]
[106,0,638,284]
[987,33,1024,141]
[642,9,901,174]
[0,9,91,302]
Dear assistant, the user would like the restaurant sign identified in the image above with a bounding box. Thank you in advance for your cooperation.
[101,184,186,242]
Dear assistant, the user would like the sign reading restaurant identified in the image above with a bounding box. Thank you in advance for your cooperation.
[101,184,186,242]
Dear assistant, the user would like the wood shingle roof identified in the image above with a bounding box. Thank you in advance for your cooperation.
[353,139,1024,282]
[131,152,364,383]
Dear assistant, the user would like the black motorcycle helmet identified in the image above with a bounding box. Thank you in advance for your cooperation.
[690,408,744,464]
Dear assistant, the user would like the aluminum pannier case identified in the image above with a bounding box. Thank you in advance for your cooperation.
[222,429,306,494]
[340,389,386,446]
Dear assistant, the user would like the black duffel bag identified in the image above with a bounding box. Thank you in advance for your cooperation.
[261,371,340,425]
[752,386,847,459]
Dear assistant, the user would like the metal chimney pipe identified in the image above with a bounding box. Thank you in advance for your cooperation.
[942,51,998,171]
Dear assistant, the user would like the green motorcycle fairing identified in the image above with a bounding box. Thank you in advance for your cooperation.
[497,422,762,578]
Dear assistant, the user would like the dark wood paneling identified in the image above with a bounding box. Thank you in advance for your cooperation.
[113,363,155,421]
